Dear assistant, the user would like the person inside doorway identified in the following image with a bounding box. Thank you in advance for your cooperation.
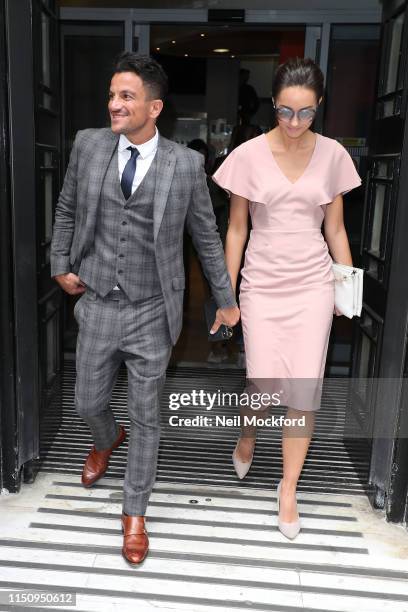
[238,68,260,125]
[188,138,231,364]
[50,52,239,565]
[212,124,263,368]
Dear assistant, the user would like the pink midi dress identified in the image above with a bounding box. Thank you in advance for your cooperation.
[212,132,362,411]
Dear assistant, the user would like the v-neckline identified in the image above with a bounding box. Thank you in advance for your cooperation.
[263,132,320,186]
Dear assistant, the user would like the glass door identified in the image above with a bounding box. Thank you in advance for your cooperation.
[60,21,126,351]
[323,24,381,380]
[61,22,125,159]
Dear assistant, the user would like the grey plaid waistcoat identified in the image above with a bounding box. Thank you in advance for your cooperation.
[78,148,161,300]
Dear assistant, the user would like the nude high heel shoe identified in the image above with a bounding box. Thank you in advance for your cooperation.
[232,437,255,479]
[277,479,301,540]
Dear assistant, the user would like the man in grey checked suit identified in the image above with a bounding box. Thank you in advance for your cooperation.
[50,53,239,565]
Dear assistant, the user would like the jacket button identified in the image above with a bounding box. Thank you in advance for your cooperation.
[118,254,124,258]
[118,270,123,274]
[122,221,127,226]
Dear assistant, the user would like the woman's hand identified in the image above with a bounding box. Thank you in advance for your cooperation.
[333,306,342,316]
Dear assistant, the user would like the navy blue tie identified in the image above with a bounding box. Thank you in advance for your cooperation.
[121,146,140,200]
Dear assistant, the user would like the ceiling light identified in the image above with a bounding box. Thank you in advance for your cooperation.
[184,54,189,57]
[156,47,160,51]
[201,33,205,37]
[172,40,176,44]
[213,48,230,53]
[230,55,235,58]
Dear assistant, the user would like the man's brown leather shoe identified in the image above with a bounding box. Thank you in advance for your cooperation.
[121,514,149,565]
[81,424,126,488]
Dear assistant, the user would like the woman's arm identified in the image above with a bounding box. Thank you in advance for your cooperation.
[323,194,353,266]
[225,193,249,293]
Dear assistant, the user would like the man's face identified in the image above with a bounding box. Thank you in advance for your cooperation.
[108,71,157,135]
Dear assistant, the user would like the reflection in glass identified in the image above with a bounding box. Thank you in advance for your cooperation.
[42,91,52,110]
[385,12,404,94]
[42,13,50,87]
[361,310,377,340]
[370,183,385,254]
[383,100,395,117]
[368,258,378,278]
[325,25,380,138]
[359,334,371,377]
[63,23,124,141]
[357,333,372,402]
[43,152,53,241]
[44,172,53,240]
[46,315,57,383]
[375,160,388,179]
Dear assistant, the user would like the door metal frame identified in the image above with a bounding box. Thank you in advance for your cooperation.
[59,6,382,147]
[58,3,386,492]
[4,0,39,488]
[60,7,381,24]
[368,0,408,521]
[0,0,17,494]
[59,6,382,73]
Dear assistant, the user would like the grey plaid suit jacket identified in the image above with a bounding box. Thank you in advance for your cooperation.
[50,128,237,345]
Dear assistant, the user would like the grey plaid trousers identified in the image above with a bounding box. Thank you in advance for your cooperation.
[74,286,172,515]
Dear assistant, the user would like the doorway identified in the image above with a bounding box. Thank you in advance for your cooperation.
[54,9,381,505]
[11,2,408,524]
[152,24,305,367]
[59,14,380,374]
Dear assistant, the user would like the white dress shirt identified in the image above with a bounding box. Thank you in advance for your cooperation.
[117,128,159,194]
[113,128,159,289]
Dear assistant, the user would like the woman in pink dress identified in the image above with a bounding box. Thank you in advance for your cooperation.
[212,57,362,540]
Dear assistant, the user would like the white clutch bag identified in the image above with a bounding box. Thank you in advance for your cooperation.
[332,262,363,319]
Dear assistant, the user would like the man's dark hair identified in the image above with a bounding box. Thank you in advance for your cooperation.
[113,52,169,100]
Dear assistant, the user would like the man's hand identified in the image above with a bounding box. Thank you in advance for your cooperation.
[54,273,86,295]
[210,305,240,335]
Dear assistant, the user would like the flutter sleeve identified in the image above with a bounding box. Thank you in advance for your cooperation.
[212,145,255,201]
[329,142,362,200]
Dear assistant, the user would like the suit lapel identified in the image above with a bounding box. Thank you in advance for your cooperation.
[153,134,176,243]
[87,129,119,216]
[80,129,119,253]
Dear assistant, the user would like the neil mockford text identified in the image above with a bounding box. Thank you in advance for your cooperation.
[167,414,306,427]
